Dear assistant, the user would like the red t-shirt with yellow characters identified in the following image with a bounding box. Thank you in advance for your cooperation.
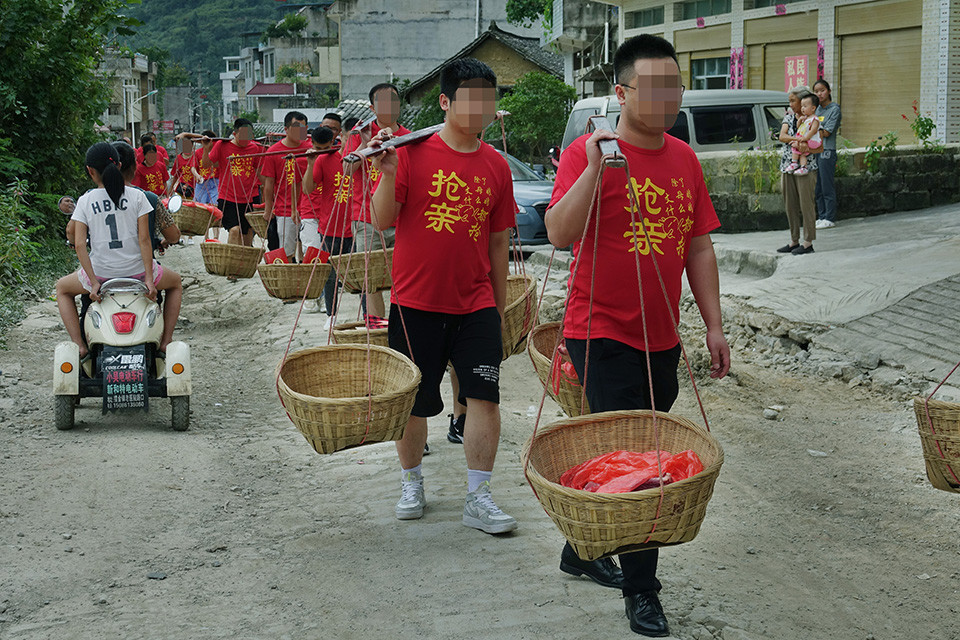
[346,121,410,225]
[132,160,169,196]
[301,150,353,237]
[209,139,265,203]
[548,133,720,352]
[261,139,312,217]
[172,152,195,190]
[391,134,515,314]
[192,147,217,181]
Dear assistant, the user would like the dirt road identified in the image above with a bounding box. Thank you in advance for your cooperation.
[1,244,957,639]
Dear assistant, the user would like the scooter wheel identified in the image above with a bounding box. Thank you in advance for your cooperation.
[171,396,190,431]
[55,395,77,431]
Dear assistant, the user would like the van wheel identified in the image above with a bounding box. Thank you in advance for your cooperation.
[171,396,190,431]
[55,395,76,431]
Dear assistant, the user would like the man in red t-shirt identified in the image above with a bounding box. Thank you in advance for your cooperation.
[261,111,312,261]
[371,58,517,535]
[204,118,265,246]
[170,137,196,198]
[302,126,352,321]
[343,83,411,320]
[546,35,730,638]
[132,144,169,196]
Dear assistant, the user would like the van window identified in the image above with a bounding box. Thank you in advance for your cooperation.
[561,108,600,149]
[764,105,787,136]
[666,111,689,143]
[691,105,756,145]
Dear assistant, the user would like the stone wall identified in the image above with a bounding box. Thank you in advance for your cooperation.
[700,144,960,233]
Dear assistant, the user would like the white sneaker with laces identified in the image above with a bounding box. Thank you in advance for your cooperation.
[820,219,836,229]
[323,315,332,330]
[463,481,517,534]
[396,472,425,520]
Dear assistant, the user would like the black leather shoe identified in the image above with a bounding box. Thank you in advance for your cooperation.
[559,543,624,589]
[624,591,670,637]
[776,243,799,253]
[791,244,815,255]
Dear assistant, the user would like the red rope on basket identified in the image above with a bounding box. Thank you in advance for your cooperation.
[924,359,960,485]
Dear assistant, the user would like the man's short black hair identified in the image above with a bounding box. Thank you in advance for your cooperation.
[284,111,308,127]
[801,93,820,108]
[368,83,399,103]
[614,34,680,84]
[201,129,216,138]
[321,112,342,123]
[311,126,335,145]
[439,57,497,102]
[233,118,253,131]
[140,133,154,146]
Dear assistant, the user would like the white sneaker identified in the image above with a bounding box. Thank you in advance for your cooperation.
[463,481,517,534]
[186,237,195,245]
[815,219,836,229]
[396,472,425,520]
[323,315,332,330]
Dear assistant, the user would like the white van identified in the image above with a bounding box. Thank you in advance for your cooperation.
[561,89,789,153]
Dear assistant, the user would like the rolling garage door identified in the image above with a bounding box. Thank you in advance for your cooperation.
[837,28,921,146]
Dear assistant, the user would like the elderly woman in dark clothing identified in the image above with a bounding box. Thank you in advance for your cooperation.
[776,86,821,255]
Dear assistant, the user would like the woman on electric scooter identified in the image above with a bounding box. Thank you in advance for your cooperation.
[55,142,183,359]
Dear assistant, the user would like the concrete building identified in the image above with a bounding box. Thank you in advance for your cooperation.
[98,50,159,141]
[588,0,959,145]
[405,22,564,105]
[223,5,340,120]
[327,0,538,100]
[543,1,621,98]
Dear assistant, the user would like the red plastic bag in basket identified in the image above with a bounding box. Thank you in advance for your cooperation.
[560,449,704,494]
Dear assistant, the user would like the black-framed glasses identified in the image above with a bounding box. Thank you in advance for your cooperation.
[620,83,685,96]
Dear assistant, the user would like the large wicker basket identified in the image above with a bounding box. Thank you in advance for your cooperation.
[245,211,269,239]
[258,262,331,301]
[522,409,724,561]
[332,321,390,348]
[913,398,960,493]
[200,242,264,279]
[528,322,589,417]
[329,248,393,294]
[502,274,538,359]
[277,345,421,454]
[174,202,221,236]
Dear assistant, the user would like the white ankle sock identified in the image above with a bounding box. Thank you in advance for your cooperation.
[467,469,491,493]
[402,464,422,481]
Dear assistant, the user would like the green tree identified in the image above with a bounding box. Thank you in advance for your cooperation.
[0,0,140,192]
[262,13,308,42]
[409,85,444,131]
[506,0,552,28]
[494,72,576,162]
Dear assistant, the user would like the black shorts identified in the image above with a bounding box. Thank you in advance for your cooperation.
[219,199,252,234]
[565,338,681,413]
[388,304,502,418]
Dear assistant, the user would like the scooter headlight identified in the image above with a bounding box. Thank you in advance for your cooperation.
[145,306,158,328]
[89,310,102,329]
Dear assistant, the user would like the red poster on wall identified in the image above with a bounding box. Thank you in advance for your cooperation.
[784,55,809,92]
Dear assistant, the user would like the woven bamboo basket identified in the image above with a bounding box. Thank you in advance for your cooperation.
[522,409,724,561]
[528,322,589,417]
[277,345,421,454]
[257,262,331,301]
[329,248,393,294]
[502,274,538,360]
[200,242,264,279]
[913,398,960,493]
[332,321,390,348]
[174,202,221,236]
[245,211,269,239]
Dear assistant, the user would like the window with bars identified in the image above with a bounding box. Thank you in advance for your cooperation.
[676,0,731,20]
[690,57,730,89]
[625,6,665,29]
[748,0,803,8]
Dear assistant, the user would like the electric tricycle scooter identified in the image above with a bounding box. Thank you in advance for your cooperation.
[53,277,191,430]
